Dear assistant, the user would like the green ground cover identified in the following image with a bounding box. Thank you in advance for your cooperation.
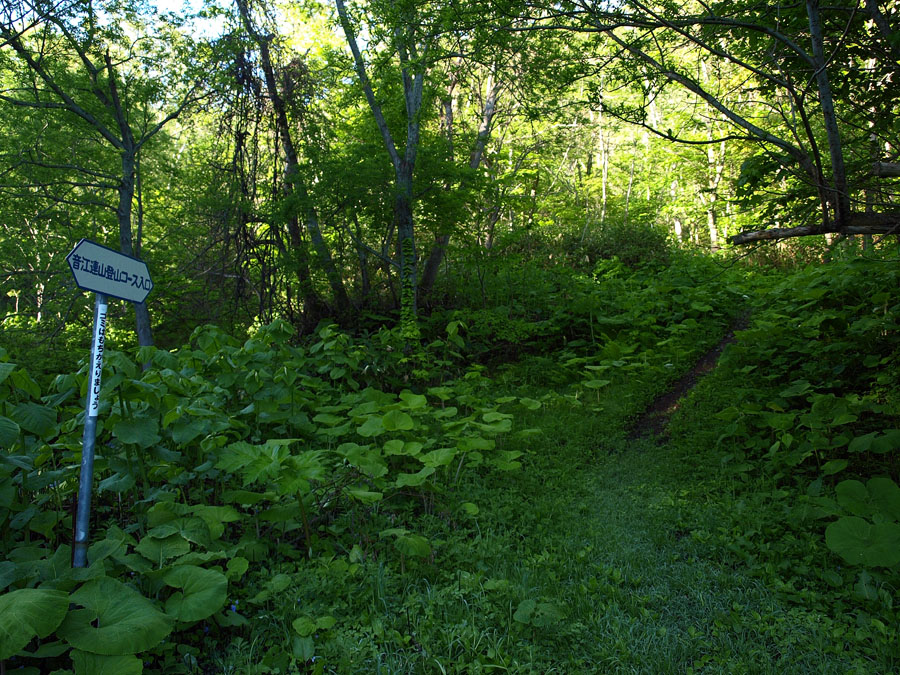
[1,252,898,673]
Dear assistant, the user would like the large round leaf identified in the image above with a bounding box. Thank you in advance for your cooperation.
[135,533,191,566]
[394,534,431,559]
[356,416,384,437]
[163,565,228,622]
[0,588,69,659]
[72,650,143,675]
[57,577,172,655]
[382,410,414,431]
[113,415,160,449]
[394,466,435,488]
[826,516,900,567]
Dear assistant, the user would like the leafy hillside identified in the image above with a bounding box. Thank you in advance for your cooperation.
[2,250,898,672]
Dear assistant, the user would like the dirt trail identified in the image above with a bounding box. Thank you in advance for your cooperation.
[628,313,749,441]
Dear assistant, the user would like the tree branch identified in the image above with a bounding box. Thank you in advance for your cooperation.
[729,212,900,244]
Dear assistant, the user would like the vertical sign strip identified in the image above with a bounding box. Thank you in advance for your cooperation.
[86,298,107,417]
[73,293,108,568]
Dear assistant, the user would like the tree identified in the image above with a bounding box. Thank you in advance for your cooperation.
[506,0,900,245]
[0,0,203,345]
[334,0,438,335]
[235,0,351,324]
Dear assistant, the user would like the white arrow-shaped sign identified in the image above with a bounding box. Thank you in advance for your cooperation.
[66,238,153,303]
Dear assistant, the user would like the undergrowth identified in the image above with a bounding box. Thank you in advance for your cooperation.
[2,250,898,673]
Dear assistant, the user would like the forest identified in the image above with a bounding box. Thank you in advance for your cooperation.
[0,0,898,672]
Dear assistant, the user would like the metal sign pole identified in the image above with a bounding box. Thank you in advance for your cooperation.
[72,292,108,568]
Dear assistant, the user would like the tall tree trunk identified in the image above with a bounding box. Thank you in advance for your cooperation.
[396,170,417,334]
[335,0,425,336]
[420,69,499,298]
[117,146,153,346]
[624,151,635,227]
[806,0,851,224]
[237,0,349,320]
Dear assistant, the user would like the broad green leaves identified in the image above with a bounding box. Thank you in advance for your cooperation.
[826,477,900,568]
[0,318,523,669]
[163,565,228,622]
[57,577,173,654]
[114,415,161,448]
[0,588,69,659]
[826,518,900,568]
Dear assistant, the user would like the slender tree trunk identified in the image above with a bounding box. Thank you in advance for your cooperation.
[624,151,635,227]
[335,0,425,336]
[806,0,851,224]
[237,0,349,319]
[396,170,417,332]
[421,69,499,298]
[117,146,154,346]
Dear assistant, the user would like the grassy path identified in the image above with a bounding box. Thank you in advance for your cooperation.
[232,316,889,674]
[399,411,853,674]
[289,387,869,674]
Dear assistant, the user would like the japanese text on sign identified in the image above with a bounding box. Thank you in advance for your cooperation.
[68,254,152,292]
[86,303,107,417]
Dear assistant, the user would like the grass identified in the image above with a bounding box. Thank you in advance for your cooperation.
[231,393,881,674]
[215,256,900,674]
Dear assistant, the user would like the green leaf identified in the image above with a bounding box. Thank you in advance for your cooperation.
[519,397,542,410]
[341,445,387,479]
[826,517,900,567]
[383,439,405,455]
[0,588,69,660]
[113,415,160,449]
[382,409,414,431]
[316,615,336,630]
[135,534,191,566]
[512,598,564,626]
[193,505,241,540]
[56,577,173,655]
[13,402,57,438]
[0,363,16,385]
[848,432,878,454]
[98,472,136,494]
[835,480,873,517]
[779,380,811,397]
[313,412,345,426]
[421,447,457,468]
[163,565,228,622]
[356,416,384,437]
[458,436,494,452]
[867,477,900,522]
[531,602,565,627]
[346,488,383,504]
[394,534,431,558]
[226,557,249,581]
[0,561,17,591]
[170,416,210,445]
[870,430,900,454]
[292,616,316,637]
[398,391,427,409]
[513,598,536,624]
[71,650,142,675]
[0,416,20,447]
[821,459,848,476]
[394,466,435,488]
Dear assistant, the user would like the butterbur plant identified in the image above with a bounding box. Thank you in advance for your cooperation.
[0,320,525,670]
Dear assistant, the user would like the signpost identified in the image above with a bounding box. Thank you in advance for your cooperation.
[66,239,153,567]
